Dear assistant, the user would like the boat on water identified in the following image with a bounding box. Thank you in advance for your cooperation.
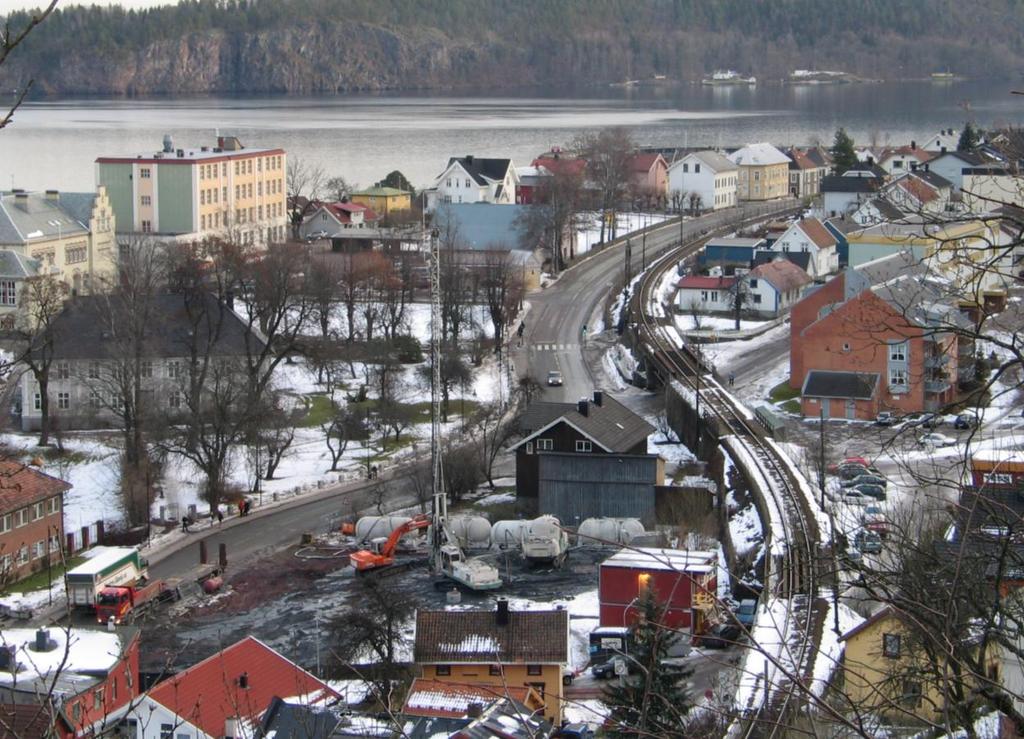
[930,71,957,81]
[789,69,854,84]
[701,70,756,86]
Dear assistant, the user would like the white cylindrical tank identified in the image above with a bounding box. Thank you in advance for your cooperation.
[449,516,492,548]
[491,520,528,550]
[523,515,568,562]
[578,517,646,546]
[355,516,412,543]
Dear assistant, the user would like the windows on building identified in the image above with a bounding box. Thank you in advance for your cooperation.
[140,361,153,378]
[695,163,701,173]
[32,502,44,520]
[89,390,102,409]
[14,508,29,527]
[160,723,173,739]
[883,632,901,658]
[0,514,9,533]
[489,664,502,676]
[33,540,45,559]
[47,496,60,514]
[57,391,69,410]
[537,438,554,451]
[49,533,60,553]
[527,664,542,676]
[56,361,70,379]
[141,220,152,233]
[169,391,182,409]
[17,545,28,565]
[435,665,451,676]
[889,341,907,362]
[33,392,40,411]
[66,246,87,264]
[575,440,593,452]
[0,280,15,306]
[140,168,151,179]
[141,195,152,206]
[888,367,908,388]
[902,680,922,707]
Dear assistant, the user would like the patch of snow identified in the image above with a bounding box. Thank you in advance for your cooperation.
[808,591,863,697]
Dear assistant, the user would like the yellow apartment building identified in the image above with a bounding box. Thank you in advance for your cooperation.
[729,143,792,201]
[96,135,287,247]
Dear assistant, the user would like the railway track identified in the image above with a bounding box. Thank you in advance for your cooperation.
[630,204,822,736]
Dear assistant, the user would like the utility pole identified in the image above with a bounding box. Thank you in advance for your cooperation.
[641,210,648,271]
[429,227,447,574]
[624,236,632,288]
[819,407,826,510]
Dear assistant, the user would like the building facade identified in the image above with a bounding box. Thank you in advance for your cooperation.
[666,151,738,211]
[728,143,791,201]
[0,461,69,583]
[349,186,412,217]
[413,603,569,724]
[424,157,518,212]
[0,189,117,293]
[96,135,287,246]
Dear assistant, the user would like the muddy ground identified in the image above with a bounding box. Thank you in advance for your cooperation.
[138,541,607,676]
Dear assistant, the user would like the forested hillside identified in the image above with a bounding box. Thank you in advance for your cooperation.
[2,0,1023,95]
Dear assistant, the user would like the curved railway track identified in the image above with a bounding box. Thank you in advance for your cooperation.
[630,208,821,736]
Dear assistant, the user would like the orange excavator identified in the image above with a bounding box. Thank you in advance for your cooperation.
[348,515,431,572]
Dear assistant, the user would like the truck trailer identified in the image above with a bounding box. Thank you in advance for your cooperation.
[66,547,148,611]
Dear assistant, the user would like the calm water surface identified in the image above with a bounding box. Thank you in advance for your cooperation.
[1,80,1021,192]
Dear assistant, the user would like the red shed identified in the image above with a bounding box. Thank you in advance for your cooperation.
[598,548,717,632]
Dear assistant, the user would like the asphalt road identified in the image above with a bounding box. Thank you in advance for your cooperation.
[150,201,797,582]
[524,202,798,402]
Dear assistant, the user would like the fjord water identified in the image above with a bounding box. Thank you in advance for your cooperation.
[0,80,1020,192]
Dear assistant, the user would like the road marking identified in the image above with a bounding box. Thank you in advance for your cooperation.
[534,343,579,351]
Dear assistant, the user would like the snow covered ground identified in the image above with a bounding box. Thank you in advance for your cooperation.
[576,211,669,255]
[675,314,773,332]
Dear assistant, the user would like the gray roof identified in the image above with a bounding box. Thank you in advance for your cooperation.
[35,292,266,361]
[864,198,906,221]
[433,203,532,251]
[802,370,879,400]
[0,250,39,279]
[517,394,654,452]
[445,157,513,186]
[853,249,926,286]
[913,169,953,190]
[260,698,342,739]
[821,176,879,194]
[705,237,766,248]
[0,191,96,245]
[753,249,811,273]
[872,273,973,331]
[684,150,737,172]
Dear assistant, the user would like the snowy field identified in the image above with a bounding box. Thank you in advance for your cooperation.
[674,314,773,333]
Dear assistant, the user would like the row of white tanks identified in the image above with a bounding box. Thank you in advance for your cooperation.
[353,515,645,565]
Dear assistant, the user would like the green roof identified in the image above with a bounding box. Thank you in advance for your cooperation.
[352,186,410,197]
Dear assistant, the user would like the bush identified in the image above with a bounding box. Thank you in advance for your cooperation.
[393,335,423,363]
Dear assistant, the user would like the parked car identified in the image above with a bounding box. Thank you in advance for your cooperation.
[841,474,888,490]
[547,370,564,387]
[954,412,979,430]
[844,546,863,564]
[837,464,871,481]
[702,622,743,649]
[852,483,886,501]
[855,530,883,554]
[863,506,890,535]
[305,230,329,242]
[828,456,871,473]
[919,432,957,448]
[875,411,896,427]
[842,489,870,506]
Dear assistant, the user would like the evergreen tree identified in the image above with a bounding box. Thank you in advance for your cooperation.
[830,127,858,174]
[603,586,694,736]
[957,121,981,152]
[381,169,415,194]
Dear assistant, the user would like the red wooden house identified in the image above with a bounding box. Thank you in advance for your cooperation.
[598,548,717,632]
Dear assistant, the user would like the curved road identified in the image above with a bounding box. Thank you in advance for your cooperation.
[151,200,796,581]
[525,201,798,401]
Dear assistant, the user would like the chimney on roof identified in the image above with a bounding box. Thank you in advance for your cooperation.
[911,140,916,150]
[593,390,603,407]
[238,672,249,689]
[465,155,474,165]
[467,702,484,718]
[577,399,589,417]
[33,629,55,653]
[176,149,185,158]
[923,163,930,172]
[163,134,173,153]
[910,162,918,172]
[45,190,59,201]
[496,598,510,626]
[867,156,874,166]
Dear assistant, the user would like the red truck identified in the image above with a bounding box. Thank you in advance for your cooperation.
[95,579,180,625]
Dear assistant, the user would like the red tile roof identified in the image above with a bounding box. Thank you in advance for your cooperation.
[897,176,939,204]
[530,156,586,177]
[402,679,535,719]
[786,147,818,170]
[313,201,379,224]
[0,462,70,514]
[414,609,568,664]
[628,153,665,174]
[879,146,936,164]
[797,217,838,249]
[677,275,737,290]
[147,636,339,737]
[749,259,812,293]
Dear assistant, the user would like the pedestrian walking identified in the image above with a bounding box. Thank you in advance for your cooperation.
[181,515,191,533]
[728,372,735,388]
[217,509,224,524]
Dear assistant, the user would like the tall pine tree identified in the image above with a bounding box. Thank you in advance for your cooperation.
[603,585,694,737]
[957,121,981,152]
[830,127,858,174]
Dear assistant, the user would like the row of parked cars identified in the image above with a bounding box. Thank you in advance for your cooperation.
[830,456,888,505]
[876,410,978,431]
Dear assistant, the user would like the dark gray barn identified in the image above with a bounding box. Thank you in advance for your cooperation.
[537,452,659,526]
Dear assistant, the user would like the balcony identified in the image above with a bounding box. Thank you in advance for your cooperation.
[924,354,950,369]
[925,379,951,394]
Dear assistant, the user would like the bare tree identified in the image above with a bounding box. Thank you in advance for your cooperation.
[481,249,524,352]
[323,407,367,472]
[573,128,635,243]
[518,167,585,272]
[324,175,356,203]
[287,156,326,240]
[17,274,68,447]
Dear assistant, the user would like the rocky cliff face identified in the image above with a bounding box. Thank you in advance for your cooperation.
[2,19,1020,96]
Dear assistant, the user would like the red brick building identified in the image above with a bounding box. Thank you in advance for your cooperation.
[0,626,140,737]
[598,548,716,633]
[0,462,70,584]
[790,270,970,420]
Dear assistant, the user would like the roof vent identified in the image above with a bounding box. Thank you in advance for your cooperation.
[45,190,59,201]
[163,134,173,153]
[577,399,589,417]
[177,149,185,158]
[593,391,603,407]
[33,629,56,652]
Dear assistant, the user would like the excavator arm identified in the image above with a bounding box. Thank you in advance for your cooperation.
[379,515,431,558]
